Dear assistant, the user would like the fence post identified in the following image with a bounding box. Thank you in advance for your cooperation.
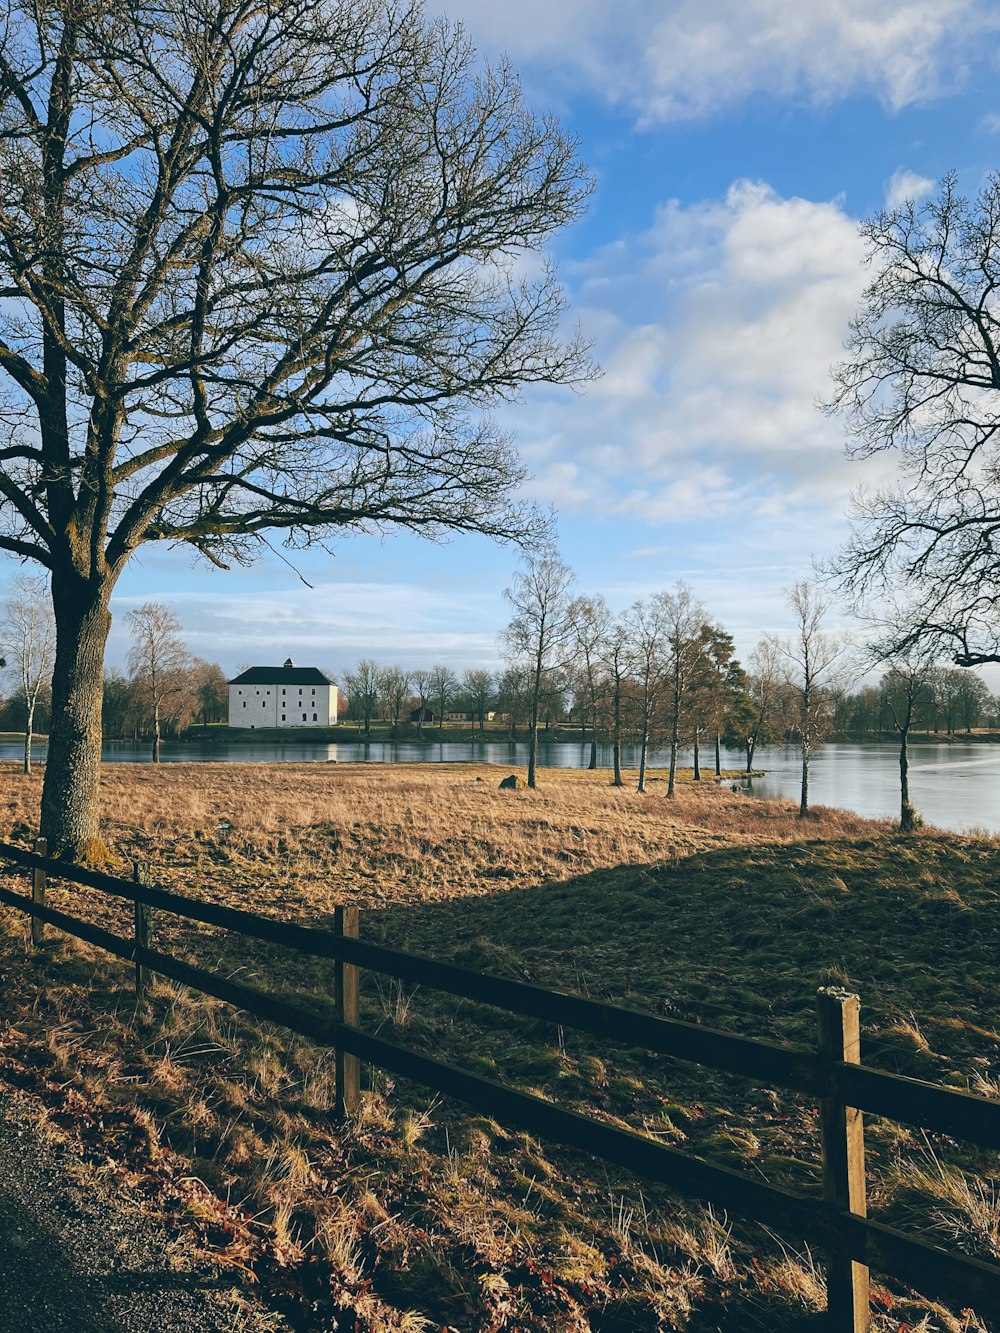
[133,861,151,1000]
[817,987,870,1332]
[31,836,46,947]
[334,906,361,1118]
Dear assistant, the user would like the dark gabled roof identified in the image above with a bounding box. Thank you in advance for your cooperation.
[229,666,336,686]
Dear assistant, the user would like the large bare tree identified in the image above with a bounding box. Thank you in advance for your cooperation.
[0,0,591,855]
[830,173,1000,669]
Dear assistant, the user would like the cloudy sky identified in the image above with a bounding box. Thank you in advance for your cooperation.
[92,1,1000,676]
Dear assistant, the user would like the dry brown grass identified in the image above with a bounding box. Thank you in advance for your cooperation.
[0,760,995,1331]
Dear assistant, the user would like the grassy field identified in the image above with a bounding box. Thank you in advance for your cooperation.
[0,761,997,1331]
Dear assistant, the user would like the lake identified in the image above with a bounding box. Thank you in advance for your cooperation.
[4,734,999,835]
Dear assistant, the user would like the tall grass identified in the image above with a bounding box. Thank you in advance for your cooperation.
[0,761,995,1331]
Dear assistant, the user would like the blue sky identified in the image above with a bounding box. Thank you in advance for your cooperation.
[95,0,1000,679]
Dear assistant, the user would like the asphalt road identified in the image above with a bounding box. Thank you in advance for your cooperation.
[0,1092,280,1332]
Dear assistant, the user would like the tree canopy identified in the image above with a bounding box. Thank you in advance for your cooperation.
[830,173,1000,666]
[0,0,592,853]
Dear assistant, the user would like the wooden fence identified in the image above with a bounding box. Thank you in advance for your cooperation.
[0,838,998,1331]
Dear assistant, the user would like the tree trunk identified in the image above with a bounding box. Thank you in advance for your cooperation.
[23,698,34,775]
[527,695,540,789]
[666,667,681,797]
[40,576,112,859]
[693,728,701,781]
[588,735,598,770]
[612,679,623,787]
[899,727,915,831]
[152,702,161,763]
[799,743,810,817]
[637,719,649,793]
[746,737,756,775]
[714,732,721,777]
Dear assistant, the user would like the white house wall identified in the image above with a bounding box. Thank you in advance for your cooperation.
[228,684,339,728]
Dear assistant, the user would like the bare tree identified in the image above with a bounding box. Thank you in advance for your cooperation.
[191,660,229,726]
[622,597,667,794]
[830,174,1000,669]
[1,575,54,773]
[125,603,193,762]
[772,583,849,818]
[378,664,411,728]
[568,594,611,770]
[657,584,707,798]
[878,646,938,831]
[744,639,786,776]
[502,550,576,788]
[496,663,530,741]
[603,619,631,788]
[343,659,381,737]
[430,665,459,733]
[462,668,495,732]
[0,2,592,856]
[954,670,991,734]
[410,668,434,728]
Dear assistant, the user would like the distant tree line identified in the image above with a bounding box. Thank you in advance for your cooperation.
[337,561,851,816]
[0,588,228,764]
[832,667,996,740]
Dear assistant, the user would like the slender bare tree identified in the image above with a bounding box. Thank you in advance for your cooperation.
[125,603,193,762]
[656,583,707,798]
[462,668,495,732]
[772,583,849,818]
[1,574,54,773]
[623,597,667,794]
[410,669,434,728]
[430,664,459,733]
[343,659,381,736]
[502,550,575,788]
[378,664,411,728]
[568,594,611,770]
[0,1,592,855]
[877,645,937,831]
[744,639,786,776]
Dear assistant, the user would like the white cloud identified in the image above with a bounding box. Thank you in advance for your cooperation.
[884,167,936,209]
[980,111,1000,133]
[512,179,874,530]
[440,0,993,121]
[107,580,507,674]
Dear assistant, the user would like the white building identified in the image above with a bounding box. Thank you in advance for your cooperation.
[228,658,339,728]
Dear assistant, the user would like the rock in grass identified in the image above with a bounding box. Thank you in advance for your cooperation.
[498,774,520,790]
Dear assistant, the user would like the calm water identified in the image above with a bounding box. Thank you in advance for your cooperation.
[6,736,999,836]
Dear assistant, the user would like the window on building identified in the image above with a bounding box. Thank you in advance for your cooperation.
[281,714,286,721]
[242,702,246,708]
[312,712,317,721]
[302,712,307,720]
[262,701,266,708]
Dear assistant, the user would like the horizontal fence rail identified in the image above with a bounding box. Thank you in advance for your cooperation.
[0,840,997,1329]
